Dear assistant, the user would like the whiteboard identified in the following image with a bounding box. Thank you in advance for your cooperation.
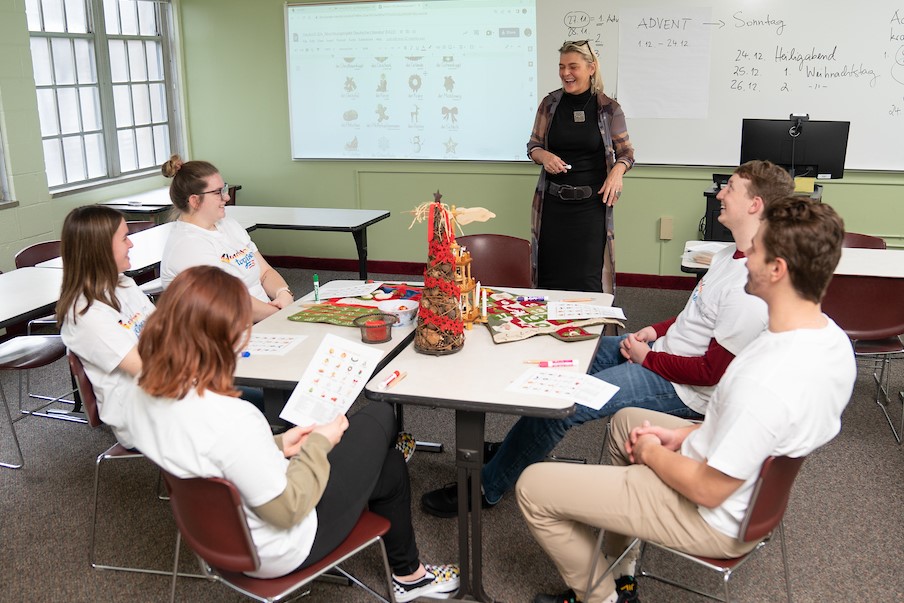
[536,0,904,170]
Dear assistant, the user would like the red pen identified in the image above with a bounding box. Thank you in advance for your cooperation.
[525,359,577,368]
[377,370,408,390]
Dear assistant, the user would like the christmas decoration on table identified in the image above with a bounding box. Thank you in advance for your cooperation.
[407,191,496,354]
[481,290,624,344]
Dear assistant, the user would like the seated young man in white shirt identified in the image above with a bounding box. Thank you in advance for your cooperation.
[518,196,856,603]
[422,160,794,519]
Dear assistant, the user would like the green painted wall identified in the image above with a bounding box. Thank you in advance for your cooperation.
[1,0,902,276]
[177,0,904,275]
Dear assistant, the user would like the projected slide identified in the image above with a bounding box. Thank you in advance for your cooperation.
[286,0,538,161]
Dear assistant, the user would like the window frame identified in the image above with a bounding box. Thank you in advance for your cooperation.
[27,0,182,193]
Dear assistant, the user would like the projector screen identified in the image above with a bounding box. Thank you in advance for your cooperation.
[286,0,539,161]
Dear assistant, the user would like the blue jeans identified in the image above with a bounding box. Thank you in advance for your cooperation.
[481,335,702,503]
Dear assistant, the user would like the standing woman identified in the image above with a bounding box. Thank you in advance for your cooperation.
[123,266,458,601]
[527,41,635,293]
[57,205,156,438]
[160,155,294,323]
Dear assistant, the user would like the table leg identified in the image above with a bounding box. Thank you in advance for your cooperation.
[454,409,494,602]
[352,228,368,279]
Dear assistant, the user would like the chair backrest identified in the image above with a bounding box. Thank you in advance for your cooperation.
[161,471,260,573]
[15,240,62,268]
[843,232,886,249]
[456,234,531,288]
[739,455,806,543]
[822,274,904,341]
[67,352,103,428]
[126,220,156,234]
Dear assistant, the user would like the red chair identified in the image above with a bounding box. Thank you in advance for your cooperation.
[456,234,531,288]
[822,274,904,442]
[842,232,886,249]
[620,456,806,602]
[161,471,394,602]
[14,240,62,269]
[68,352,195,576]
[126,220,156,234]
[0,335,70,468]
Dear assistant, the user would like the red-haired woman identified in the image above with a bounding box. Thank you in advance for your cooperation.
[122,266,458,602]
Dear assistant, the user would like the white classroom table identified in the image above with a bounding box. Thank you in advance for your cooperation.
[233,281,417,424]
[226,205,390,279]
[36,203,392,280]
[0,267,65,329]
[682,240,904,279]
[37,222,174,277]
[365,287,613,602]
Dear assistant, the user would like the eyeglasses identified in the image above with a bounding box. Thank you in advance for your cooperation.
[564,40,591,48]
[200,183,230,199]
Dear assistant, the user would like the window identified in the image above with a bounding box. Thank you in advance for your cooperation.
[26,0,178,189]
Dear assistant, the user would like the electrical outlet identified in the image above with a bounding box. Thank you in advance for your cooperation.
[660,217,673,240]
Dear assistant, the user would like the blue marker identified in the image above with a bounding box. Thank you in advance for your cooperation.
[241,351,251,358]
[517,295,549,302]
[313,273,320,302]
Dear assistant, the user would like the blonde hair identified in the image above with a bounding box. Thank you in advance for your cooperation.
[559,41,603,95]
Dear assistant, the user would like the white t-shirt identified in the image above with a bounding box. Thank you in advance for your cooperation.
[161,217,269,303]
[121,386,317,578]
[681,317,855,538]
[654,245,768,414]
[60,276,155,440]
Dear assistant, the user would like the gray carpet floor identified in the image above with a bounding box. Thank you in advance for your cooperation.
[1,270,902,602]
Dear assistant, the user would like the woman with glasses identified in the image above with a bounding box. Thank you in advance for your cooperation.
[160,155,293,323]
[527,40,635,294]
[123,266,459,601]
[57,205,156,440]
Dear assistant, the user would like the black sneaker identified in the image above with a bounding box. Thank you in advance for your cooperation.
[615,575,639,602]
[421,481,496,518]
[533,589,579,603]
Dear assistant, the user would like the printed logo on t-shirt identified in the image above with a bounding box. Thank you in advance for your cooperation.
[691,279,704,303]
[119,312,148,337]
[221,247,256,271]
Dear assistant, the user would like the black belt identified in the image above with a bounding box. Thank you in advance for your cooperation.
[547,182,594,201]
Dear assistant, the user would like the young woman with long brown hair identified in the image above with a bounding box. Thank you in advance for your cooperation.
[57,205,155,438]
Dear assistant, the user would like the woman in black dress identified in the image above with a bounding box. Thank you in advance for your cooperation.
[527,40,635,293]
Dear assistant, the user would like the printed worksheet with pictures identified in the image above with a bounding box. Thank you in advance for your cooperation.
[506,368,620,410]
[547,302,627,321]
[280,333,384,425]
[243,334,307,356]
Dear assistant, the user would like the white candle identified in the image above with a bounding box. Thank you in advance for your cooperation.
[482,289,487,317]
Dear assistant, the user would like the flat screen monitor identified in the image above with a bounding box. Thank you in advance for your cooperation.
[739,119,850,179]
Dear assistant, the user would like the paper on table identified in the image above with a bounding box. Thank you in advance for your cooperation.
[315,281,384,299]
[280,333,384,426]
[242,334,306,356]
[547,302,627,321]
[682,242,731,266]
[506,368,620,411]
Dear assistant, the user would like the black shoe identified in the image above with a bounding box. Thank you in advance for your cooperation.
[483,441,502,464]
[615,575,639,602]
[421,482,496,518]
[533,589,579,603]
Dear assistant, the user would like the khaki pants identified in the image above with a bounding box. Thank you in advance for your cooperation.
[516,407,757,603]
